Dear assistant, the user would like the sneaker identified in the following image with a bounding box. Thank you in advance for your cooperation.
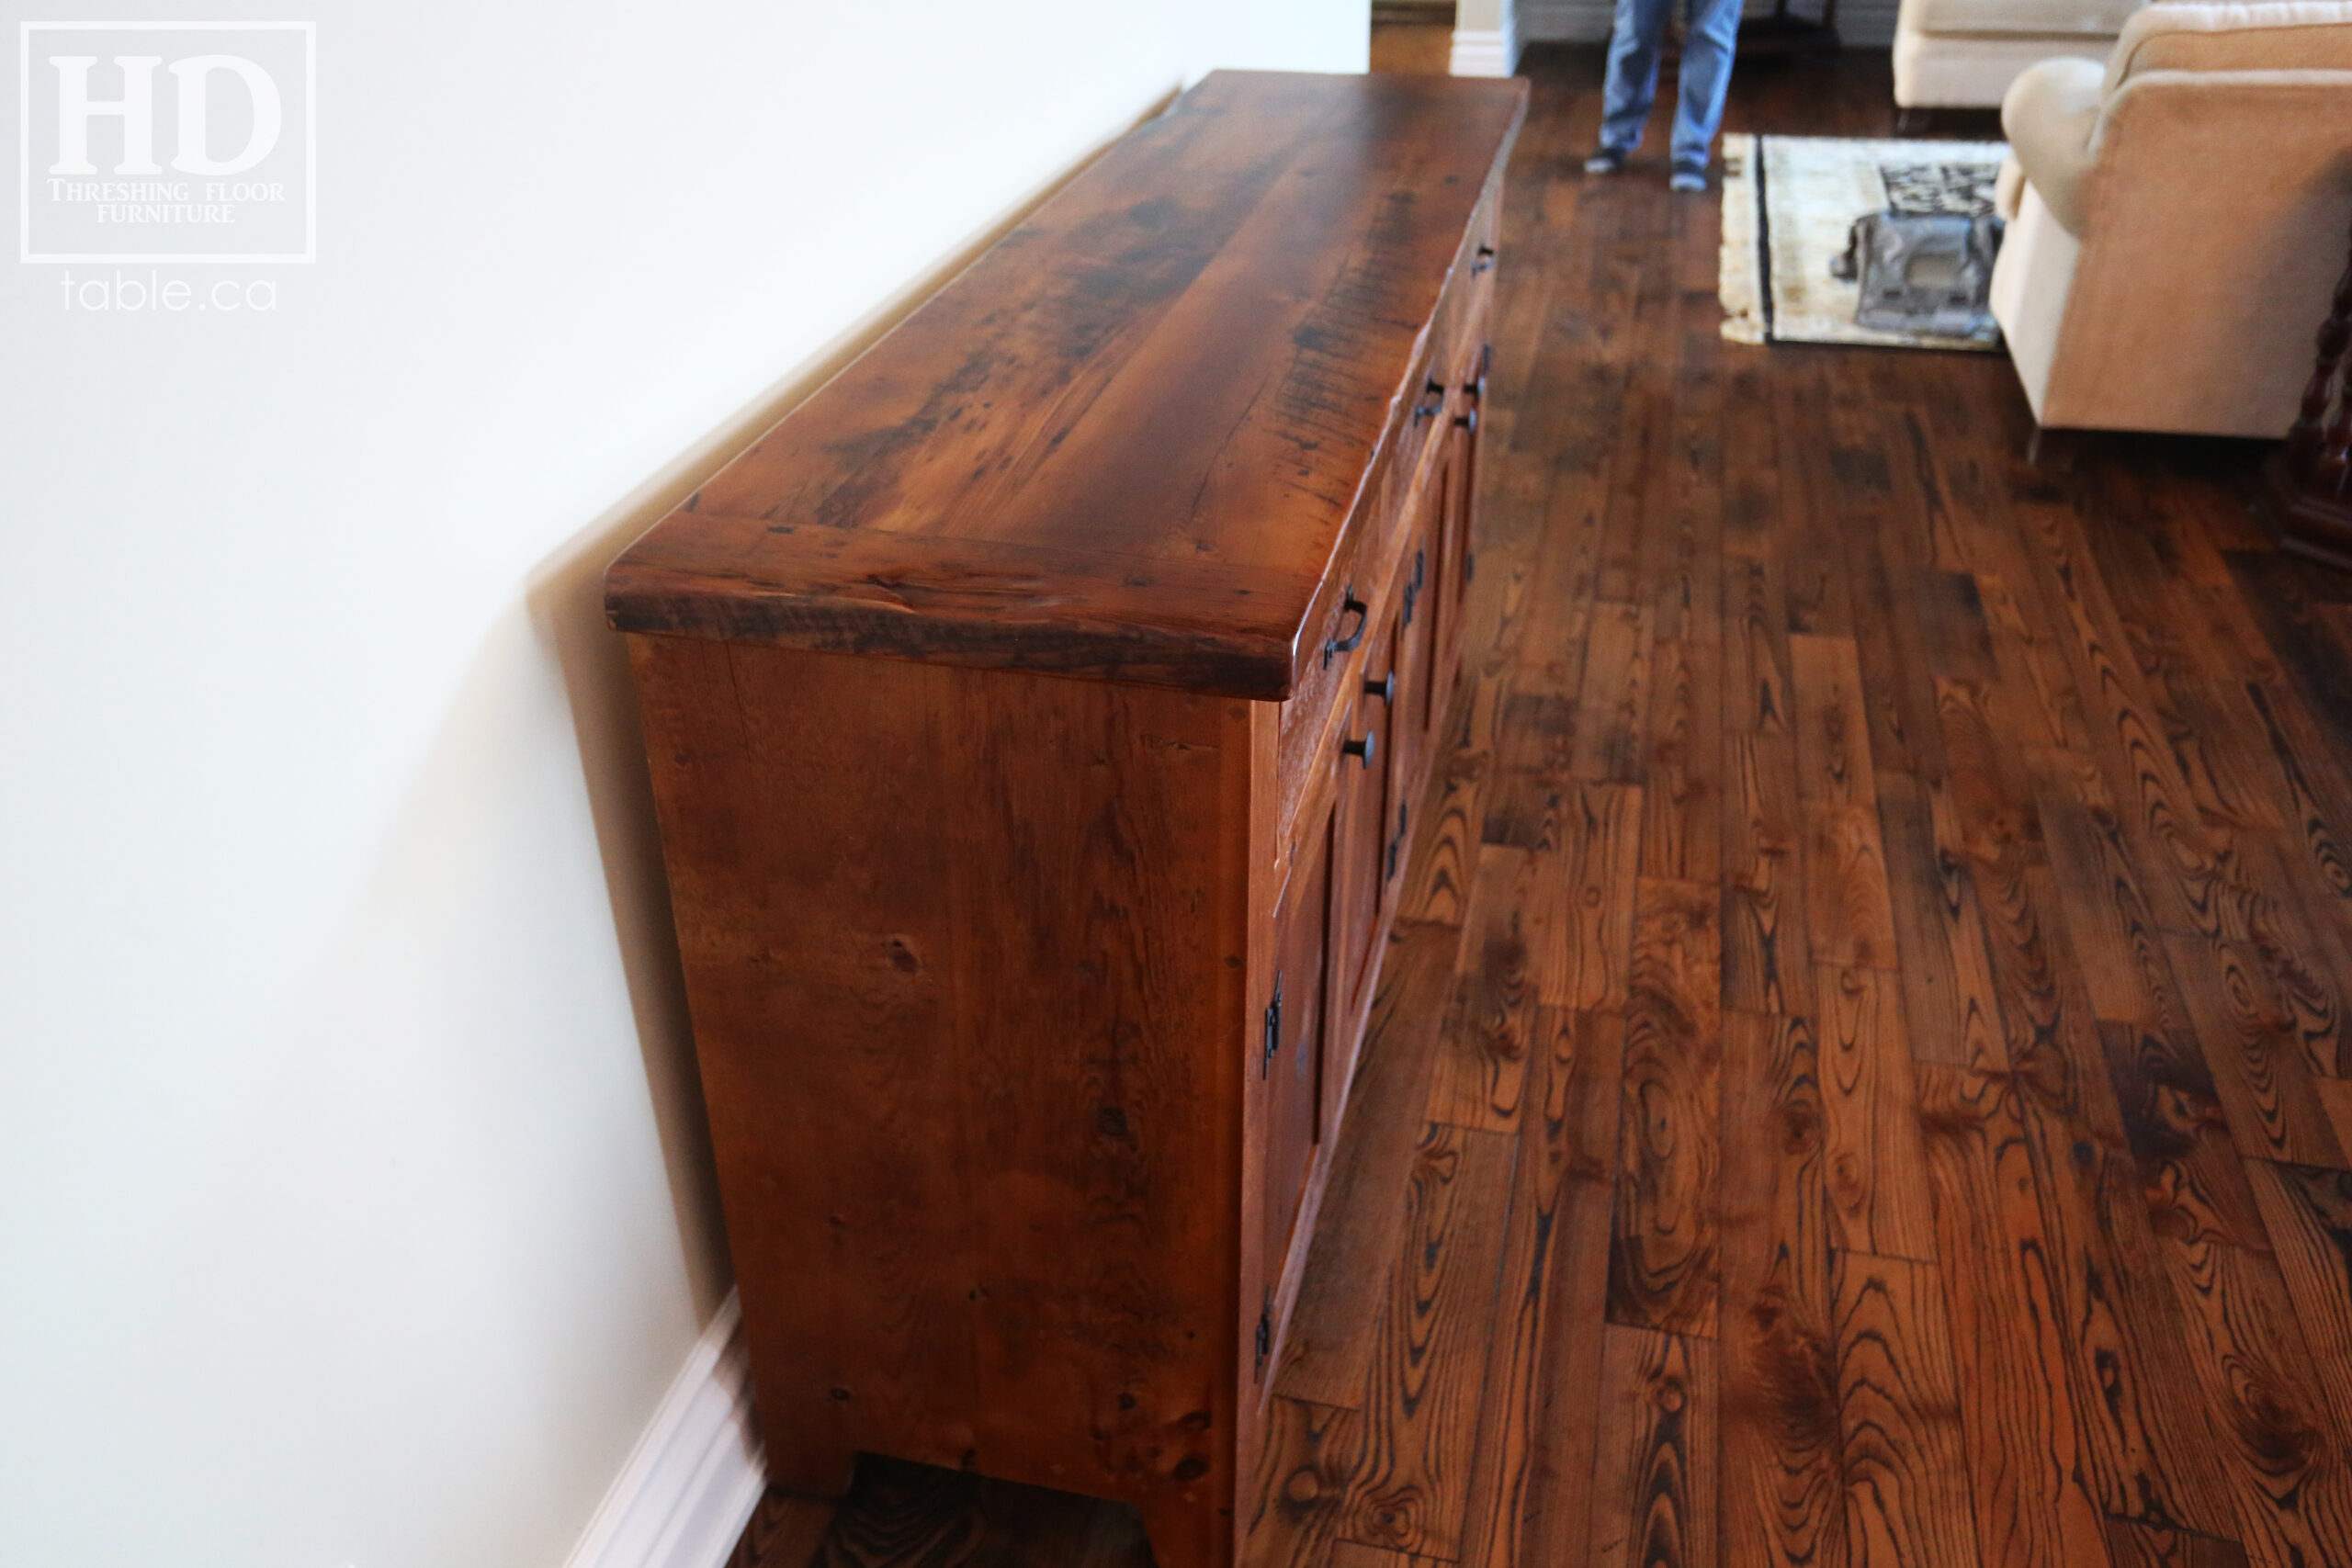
[1584,147,1628,175]
[1669,164,1708,193]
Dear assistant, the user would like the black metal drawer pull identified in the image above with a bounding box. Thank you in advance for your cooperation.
[1322,588,1369,668]
[1341,729,1377,769]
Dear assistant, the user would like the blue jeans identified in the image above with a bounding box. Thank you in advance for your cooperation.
[1598,0,1742,171]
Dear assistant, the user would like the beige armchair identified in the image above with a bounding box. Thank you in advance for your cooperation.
[1988,2,2352,435]
[1894,0,2139,111]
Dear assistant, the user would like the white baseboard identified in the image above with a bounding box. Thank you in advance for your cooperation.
[1451,0,1523,74]
[564,1292,767,1568]
[1450,27,1516,74]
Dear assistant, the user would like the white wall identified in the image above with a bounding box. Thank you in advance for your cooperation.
[0,4,1366,1566]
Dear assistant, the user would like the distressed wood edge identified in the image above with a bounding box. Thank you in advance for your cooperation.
[606,533,1300,700]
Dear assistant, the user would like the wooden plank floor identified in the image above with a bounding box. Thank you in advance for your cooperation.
[729,45,2352,1568]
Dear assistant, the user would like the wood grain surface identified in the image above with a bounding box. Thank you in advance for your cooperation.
[725,47,2352,1568]
[610,72,1529,698]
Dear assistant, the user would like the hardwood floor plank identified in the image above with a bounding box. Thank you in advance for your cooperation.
[1971,832,2241,1530]
[1874,771,2007,1072]
[1774,366,1860,640]
[1573,601,1657,784]
[1966,807,2131,1149]
[1427,846,1552,1134]
[1489,682,1579,785]
[815,1459,996,1568]
[2223,549,2352,778]
[2026,743,2181,1028]
[1397,742,1494,928]
[732,1489,841,1568]
[1339,1123,1520,1560]
[1724,553,1797,738]
[1453,1010,1584,1568]
[1324,1545,1434,1568]
[1724,731,1817,1017]
[1830,1252,1978,1568]
[1915,1064,2114,1568]
[1790,634,1877,808]
[1247,1399,1367,1568]
[1645,634,1725,885]
[1719,356,1782,564]
[1931,674,2048,881]
[1280,918,1467,1407]
[2241,1159,2352,1440]
[1544,781,1645,1012]
[2097,1020,2271,1256]
[2159,935,2349,1171]
[815,1457,1152,1568]
[2317,1077,2352,1163]
[1719,1010,1848,1568]
[1479,679,1591,860]
[1912,569,2000,689]
[2237,832,2352,1080]
[2075,494,2290,837]
[1589,1326,1720,1568]
[1833,415,1953,783]
[2242,677,2352,907]
[1589,244,1685,609]
[1520,1010,1634,1568]
[1633,290,1724,652]
[1801,800,1902,973]
[1975,568,2094,752]
[1813,966,1936,1262]
[2152,1226,2352,1568]
[2102,1517,2254,1568]
[2116,613,2287,834]
[2019,500,2254,946]
[2009,1084,2239,1536]
[1608,877,1725,1336]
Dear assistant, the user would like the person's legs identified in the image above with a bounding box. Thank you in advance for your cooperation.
[1668,0,1744,178]
[1596,0,1674,159]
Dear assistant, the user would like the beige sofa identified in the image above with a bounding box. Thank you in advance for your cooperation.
[1988,2,2352,435]
[1894,0,2141,109]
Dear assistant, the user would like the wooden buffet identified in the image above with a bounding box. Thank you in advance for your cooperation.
[605,70,1527,1568]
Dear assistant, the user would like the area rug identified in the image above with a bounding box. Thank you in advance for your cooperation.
[1720,132,2009,351]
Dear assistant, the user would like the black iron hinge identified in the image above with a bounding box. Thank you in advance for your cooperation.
[1261,972,1283,1078]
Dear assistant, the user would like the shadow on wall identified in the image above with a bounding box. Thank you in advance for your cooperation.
[512,76,1190,1322]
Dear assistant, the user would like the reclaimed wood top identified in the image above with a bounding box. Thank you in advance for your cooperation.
[605,70,1528,699]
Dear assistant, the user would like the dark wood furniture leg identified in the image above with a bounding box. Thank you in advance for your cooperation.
[2259,213,2352,570]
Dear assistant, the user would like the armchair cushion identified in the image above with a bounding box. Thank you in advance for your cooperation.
[1906,0,2140,38]
[1995,155,2029,220]
[2002,56,2105,235]
[2104,0,2352,93]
